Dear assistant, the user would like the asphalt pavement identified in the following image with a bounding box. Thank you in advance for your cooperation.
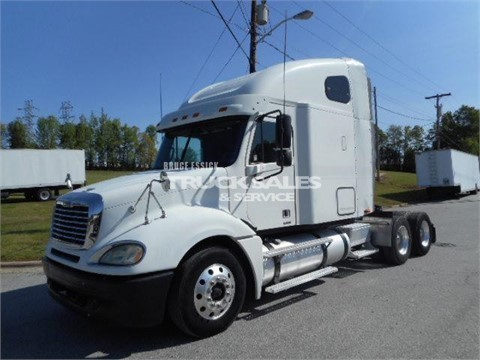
[1,195,479,359]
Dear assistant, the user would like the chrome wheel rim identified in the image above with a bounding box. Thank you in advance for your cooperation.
[194,263,235,320]
[39,190,50,200]
[396,225,410,256]
[419,220,431,247]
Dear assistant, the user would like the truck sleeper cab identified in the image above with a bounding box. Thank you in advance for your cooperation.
[43,59,436,337]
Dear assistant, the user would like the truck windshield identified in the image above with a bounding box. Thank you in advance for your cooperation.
[153,116,249,169]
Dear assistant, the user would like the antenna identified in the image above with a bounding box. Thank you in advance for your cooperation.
[282,10,287,114]
[159,73,164,119]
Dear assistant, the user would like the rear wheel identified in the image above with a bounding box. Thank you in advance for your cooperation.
[408,212,434,256]
[36,188,52,201]
[382,216,412,265]
[168,247,246,338]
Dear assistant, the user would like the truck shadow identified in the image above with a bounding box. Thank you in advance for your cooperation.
[379,189,478,205]
[1,258,392,359]
[239,257,390,321]
[1,284,194,359]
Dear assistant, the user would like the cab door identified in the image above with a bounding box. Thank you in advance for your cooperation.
[243,115,296,230]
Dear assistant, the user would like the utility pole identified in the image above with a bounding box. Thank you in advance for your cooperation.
[373,87,380,181]
[425,93,451,149]
[17,99,38,146]
[249,0,257,73]
[59,101,74,123]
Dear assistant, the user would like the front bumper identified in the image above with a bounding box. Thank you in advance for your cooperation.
[43,257,174,327]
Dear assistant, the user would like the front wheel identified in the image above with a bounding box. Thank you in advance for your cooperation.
[168,247,246,338]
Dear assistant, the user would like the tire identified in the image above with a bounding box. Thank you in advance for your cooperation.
[1,192,9,200]
[382,215,412,265]
[168,247,246,338]
[408,212,434,257]
[36,188,52,201]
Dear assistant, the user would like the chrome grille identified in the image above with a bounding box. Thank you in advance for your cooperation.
[50,192,103,249]
[52,204,89,246]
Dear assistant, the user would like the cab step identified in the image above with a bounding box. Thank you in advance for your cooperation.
[348,248,379,260]
[264,266,338,294]
[263,238,332,258]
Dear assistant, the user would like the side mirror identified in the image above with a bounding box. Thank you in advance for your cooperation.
[276,114,292,149]
[277,149,292,167]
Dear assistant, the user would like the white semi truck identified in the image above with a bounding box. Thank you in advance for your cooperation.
[0,149,86,201]
[43,59,436,337]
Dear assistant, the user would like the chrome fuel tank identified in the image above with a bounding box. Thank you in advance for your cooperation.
[262,229,349,286]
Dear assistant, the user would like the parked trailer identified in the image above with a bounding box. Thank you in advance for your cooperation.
[43,59,436,337]
[415,149,480,197]
[0,149,86,201]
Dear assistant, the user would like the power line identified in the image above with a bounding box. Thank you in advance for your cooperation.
[377,105,434,122]
[183,3,241,101]
[237,0,250,28]
[212,32,250,83]
[211,1,250,63]
[378,91,433,118]
[268,4,426,97]
[263,39,295,61]
[293,19,426,96]
[321,0,445,92]
[292,1,439,93]
[180,1,218,19]
[181,1,247,34]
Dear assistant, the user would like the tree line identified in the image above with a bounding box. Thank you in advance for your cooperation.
[378,105,478,172]
[0,109,158,170]
[1,104,478,173]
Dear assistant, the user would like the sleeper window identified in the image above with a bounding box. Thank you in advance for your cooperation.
[325,76,351,104]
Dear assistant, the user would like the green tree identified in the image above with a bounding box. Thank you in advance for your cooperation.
[120,124,139,169]
[429,105,479,154]
[105,118,122,168]
[383,125,403,170]
[36,116,60,149]
[0,122,7,149]
[402,125,425,172]
[76,114,95,168]
[59,122,77,149]
[94,110,109,168]
[7,119,29,148]
[137,131,157,169]
[145,125,158,144]
[88,112,99,168]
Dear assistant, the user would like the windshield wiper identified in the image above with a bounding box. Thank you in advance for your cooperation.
[179,133,193,163]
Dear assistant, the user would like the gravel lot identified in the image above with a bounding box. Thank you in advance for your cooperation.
[2,195,479,359]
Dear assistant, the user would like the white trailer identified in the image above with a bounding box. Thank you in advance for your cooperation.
[415,149,480,196]
[0,149,86,201]
[43,59,436,337]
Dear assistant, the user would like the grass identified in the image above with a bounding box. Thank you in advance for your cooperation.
[1,170,422,262]
[1,170,132,262]
[375,171,426,207]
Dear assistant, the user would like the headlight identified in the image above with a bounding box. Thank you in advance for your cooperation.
[99,243,145,265]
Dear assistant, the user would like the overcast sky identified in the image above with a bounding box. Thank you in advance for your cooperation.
[2,0,479,131]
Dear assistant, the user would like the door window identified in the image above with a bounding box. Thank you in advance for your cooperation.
[249,121,277,163]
